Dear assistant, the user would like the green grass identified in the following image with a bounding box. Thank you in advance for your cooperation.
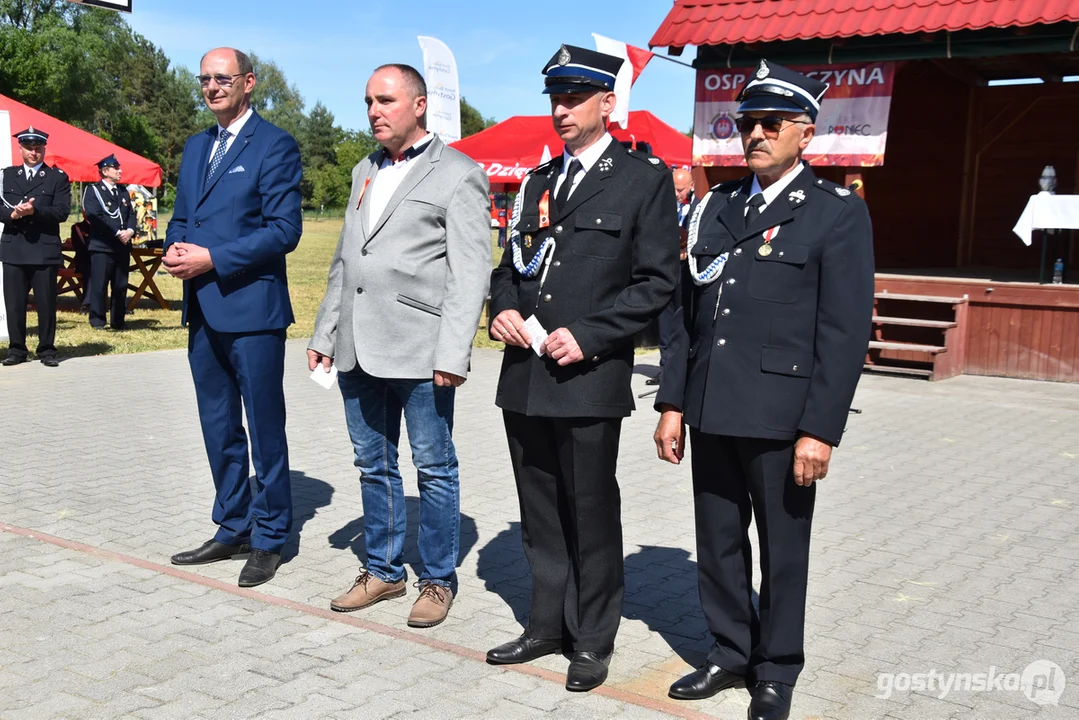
[7,213,506,359]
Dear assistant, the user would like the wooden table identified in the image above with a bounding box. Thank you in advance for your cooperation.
[128,247,167,311]
[58,244,86,303]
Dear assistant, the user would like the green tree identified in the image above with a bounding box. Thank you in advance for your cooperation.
[460,96,495,138]
[248,52,305,139]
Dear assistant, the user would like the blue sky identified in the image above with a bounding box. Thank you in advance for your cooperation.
[126,0,698,134]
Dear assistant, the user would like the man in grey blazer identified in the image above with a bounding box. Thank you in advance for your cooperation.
[308,64,491,628]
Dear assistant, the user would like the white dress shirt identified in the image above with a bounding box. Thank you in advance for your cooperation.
[554,133,614,200]
[747,162,806,214]
[208,106,253,164]
[366,132,435,234]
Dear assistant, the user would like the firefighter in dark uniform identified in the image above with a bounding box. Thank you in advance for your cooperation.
[82,154,137,330]
[485,44,680,692]
[0,127,71,367]
[653,61,874,720]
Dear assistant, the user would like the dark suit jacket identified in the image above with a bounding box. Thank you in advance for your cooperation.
[490,141,680,418]
[83,181,138,254]
[0,164,72,265]
[655,166,875,446]
[165,111,303,332]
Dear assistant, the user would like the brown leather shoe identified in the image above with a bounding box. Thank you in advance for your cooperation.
[407,581,453,628]
[329,570,406,612]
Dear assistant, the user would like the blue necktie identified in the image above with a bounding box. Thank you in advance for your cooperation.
[204,129,231,188]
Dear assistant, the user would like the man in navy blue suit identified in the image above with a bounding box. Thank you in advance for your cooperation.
[164,47,303,588]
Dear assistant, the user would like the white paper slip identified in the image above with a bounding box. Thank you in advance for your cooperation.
[310,364,339,389]
[523,315,549,357]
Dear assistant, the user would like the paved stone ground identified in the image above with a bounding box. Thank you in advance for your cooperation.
[0,341,1077,719]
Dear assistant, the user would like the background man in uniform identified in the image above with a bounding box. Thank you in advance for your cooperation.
[649,166,694,386]
[0,127,70,367]
[309,64,491,629]
[654,61,874,720]
[82,154,137,330]
[165,48,303,588]
[485,44,679,692]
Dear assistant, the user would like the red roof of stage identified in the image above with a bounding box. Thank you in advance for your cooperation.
[649,0,1079,48]
[2,93,163,186]
[450,110,691,187]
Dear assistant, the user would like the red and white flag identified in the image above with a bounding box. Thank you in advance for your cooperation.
[592,33,654,129]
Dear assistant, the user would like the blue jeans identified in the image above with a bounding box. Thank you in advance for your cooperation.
[338,367,459,587]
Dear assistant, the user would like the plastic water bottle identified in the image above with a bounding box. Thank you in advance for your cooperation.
[1052,258,1064,284]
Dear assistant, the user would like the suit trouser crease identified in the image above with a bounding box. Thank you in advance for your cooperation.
[503,411,624,654]
[2,263,57,358]
[690,430,815,685]
[338,367,460,587]
[89,252,129,328]
[188,312,292,552]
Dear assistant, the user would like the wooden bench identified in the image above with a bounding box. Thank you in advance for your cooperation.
[865,291,969,381]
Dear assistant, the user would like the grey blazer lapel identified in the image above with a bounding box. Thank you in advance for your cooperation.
[366,137,442,242]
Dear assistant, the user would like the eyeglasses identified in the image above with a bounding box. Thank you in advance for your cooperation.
[735,115,811,136]
[197,73,246,88]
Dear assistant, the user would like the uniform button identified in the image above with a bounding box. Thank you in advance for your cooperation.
[361,249,368,256]
[555,225,563,234]
[726,278,736,285]
[717,338,726,346]
[591,355,599,362]
[733,248,742,256]
[778,251,784,257]
[553,260,561,267]
[356,287,363,294]
[792,364,799,371]
[194,221,201,228]
[721,308,730,316]
[595,218,602,225]
[543,293,552,302]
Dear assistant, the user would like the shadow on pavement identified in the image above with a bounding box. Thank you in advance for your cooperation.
[623,545,710,665]
[475,521,531,628]
[282,471,335,563]
[327,497,477,588]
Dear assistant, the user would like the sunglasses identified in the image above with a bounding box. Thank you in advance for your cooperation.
[735,116,810,136]
[197,73,246,88]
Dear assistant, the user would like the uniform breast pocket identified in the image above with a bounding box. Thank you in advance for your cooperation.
[748,243,809,304]
[573,212,623,259]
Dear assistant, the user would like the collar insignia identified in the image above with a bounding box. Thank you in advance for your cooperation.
[788,189,806,205]
[598,157,614,173]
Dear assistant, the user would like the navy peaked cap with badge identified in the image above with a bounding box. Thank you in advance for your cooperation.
[13,126,48,144]
[542,44,624,95]
[737,60,829,121]
[96,154,120,169]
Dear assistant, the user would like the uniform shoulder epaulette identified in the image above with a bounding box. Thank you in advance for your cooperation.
[710,178,744,194]
[811,176,857,201]
[529,157,558,176]
[626,149,667,172]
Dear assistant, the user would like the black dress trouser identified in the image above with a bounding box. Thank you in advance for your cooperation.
[503,411,624,655]
[2,262,57,359]
[88,251,129,329]
[689,430,816,686]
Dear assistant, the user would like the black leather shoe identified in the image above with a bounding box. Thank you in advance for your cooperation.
[669,663,745,700]
[566,651,611,692]
[40,356,59,367]
[748,681,793,720]
[486,634,562,665]
[170,539,250,566]
[238,549,281,587]
[2,355,26,366]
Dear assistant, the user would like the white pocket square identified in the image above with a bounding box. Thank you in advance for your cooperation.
[228,165,246,174]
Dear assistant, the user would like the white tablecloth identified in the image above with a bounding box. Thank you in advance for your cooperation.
[1013,193,1079,246]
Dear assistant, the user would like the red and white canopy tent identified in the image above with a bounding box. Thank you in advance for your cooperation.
[1,93,162,186]
[450,110,691,190]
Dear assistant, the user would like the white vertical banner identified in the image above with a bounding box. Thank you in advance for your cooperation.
[592,34,633,129]
[0,109,10,341]
[417,36,461,144]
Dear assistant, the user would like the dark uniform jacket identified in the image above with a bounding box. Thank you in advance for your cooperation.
[82,181,138,254]
[0,164,72,265]
[656,165,874,446]
[490,140,680,418]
